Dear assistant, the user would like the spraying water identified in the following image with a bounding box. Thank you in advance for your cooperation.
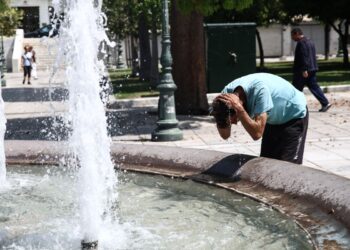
[52,0,117,245]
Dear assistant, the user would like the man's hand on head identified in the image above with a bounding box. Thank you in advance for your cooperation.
[217,94,245,114]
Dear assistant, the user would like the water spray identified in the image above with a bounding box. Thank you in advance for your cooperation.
[81,240,98,250]
[53,0,117,246]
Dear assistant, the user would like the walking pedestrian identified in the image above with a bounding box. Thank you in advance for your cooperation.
[21,45,33,85]
[291,27,332,112]
[29,46,38,80]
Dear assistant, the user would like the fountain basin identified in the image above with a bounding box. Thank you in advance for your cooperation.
[4,140,350,249]
[1,165,313,249]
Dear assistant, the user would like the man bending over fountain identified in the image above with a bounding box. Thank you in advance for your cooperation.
[211,73,308,164]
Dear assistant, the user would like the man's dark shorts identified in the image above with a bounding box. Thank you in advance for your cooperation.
[260,110,309,164]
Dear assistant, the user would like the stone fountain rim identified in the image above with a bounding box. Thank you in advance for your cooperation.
[5,140,350,249]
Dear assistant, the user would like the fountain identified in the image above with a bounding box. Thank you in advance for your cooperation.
[2,145,350,249]
[1,0,350,249]
[52,0,117,248]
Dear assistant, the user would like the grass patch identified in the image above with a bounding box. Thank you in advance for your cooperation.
[265,58,350,86]
[109,59,350,99]
[109,69,159,99]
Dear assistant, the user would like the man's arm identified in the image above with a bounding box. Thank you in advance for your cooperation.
[237,110,267,140]
[300,41,310,77]
[295,42,308,77]
[216,93,268,141]
[216,109,267,141]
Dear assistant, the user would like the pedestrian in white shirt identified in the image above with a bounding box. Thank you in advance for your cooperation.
[21,45,33,85]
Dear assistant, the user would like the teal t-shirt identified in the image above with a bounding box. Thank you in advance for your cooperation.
[222,73,307,125]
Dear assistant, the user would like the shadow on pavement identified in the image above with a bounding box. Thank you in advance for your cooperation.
[5,107,209,140]
[5,116,69,140]
[2,87,69,102]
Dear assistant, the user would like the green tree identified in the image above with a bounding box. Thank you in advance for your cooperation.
[0,1,23,36]
[0,0,7,11]
[282,0,350,67]
[104,0,161,81]
[171,0,253,115]
[104,0,136,39]
[104,0,139,74]
[138,0,162,86]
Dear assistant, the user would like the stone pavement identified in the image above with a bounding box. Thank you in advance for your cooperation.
[2,71,350,179]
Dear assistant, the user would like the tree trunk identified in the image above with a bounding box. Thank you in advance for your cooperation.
[170,0,209,115]
[256,29,265,70]
[332,20,350,68]
[342,19,349,67]
[150,19,159,88]
[131,36,140,77]
[324,24,330,60]
[138,13,151,81]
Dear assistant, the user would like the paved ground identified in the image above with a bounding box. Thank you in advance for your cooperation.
[3,70,350,179]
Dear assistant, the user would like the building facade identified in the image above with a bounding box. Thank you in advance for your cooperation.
[10,0,52,33]
[257,23,339,57]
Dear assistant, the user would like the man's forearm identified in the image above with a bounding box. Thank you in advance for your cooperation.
[237,110,266,140]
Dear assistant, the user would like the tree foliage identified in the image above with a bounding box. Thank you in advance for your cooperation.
[177,0,253,16]
[0,1,23,36]
[104,0,136,38]
[139,0,162,26]
[282,0,350,24]
[104,0,161,38]
[105,0,252,36]
[0,0,8,12]
[234,0,285,26]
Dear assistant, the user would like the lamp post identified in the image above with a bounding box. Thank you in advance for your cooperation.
[151,0,182,141]
[0,53,2,88]
[116,37,126,69]
[0,34,6,87]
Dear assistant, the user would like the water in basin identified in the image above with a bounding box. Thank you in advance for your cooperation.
[0,165,313,249]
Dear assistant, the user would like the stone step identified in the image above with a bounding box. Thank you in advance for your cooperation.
[27,49,58,54]
[17,66,65,72]
[23,38,58,43]
[32,49,58,53]
[2,87,68,102]
[35,58,59,62]
[23,38,59,68]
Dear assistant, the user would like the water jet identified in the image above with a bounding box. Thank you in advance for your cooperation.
[81,240,98,250]
[1,0,350,249]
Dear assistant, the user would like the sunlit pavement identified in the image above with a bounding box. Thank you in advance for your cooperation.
[3,71,350,179]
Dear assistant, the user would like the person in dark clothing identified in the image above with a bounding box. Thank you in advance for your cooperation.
[291,28,332,112]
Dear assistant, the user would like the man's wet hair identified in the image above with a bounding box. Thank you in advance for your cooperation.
[211,99,235,128]
[291,27,303,35]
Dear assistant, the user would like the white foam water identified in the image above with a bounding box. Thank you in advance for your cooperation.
[52,0,117,244]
